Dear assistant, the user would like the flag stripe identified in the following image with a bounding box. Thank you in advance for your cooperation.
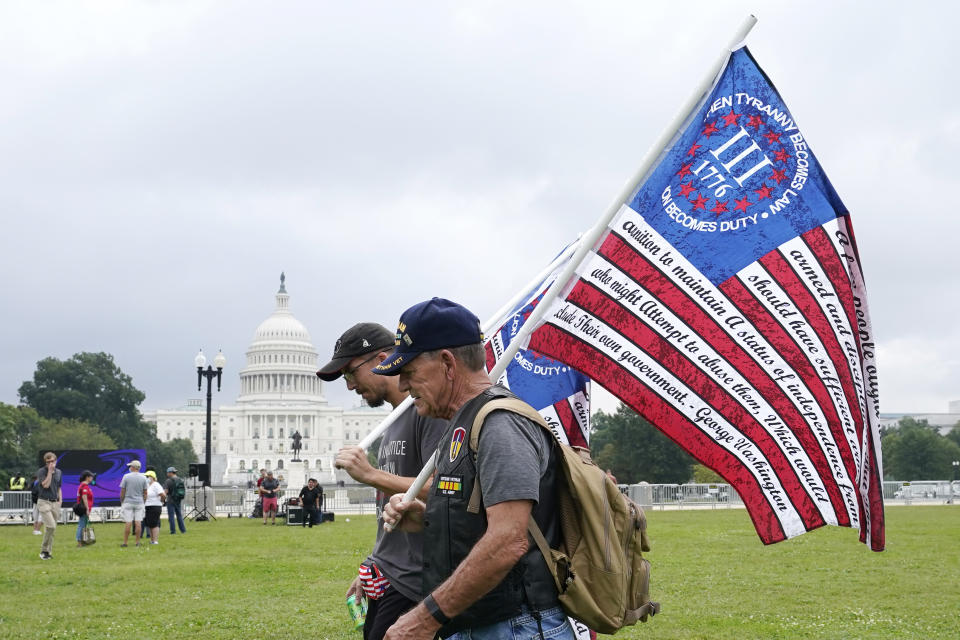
[819,217,884,550]
[555,395,589,448]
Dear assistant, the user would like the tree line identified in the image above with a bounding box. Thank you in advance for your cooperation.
[1,352,196,487]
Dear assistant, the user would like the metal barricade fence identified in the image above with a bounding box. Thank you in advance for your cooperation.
[622,483,746,510]
[186,486,380,519]
[881,480,959,504]
[0,491,33,523]
[6,481,957,523]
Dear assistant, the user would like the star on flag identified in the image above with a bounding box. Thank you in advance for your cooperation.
[721,109,740,127]
[677,181,695,198]
[763,130,783,145]
[733,196,752,212]
[690,193,709,210]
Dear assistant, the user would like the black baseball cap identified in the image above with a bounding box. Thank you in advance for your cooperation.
[373,298,483,376]
[317,322,395,381]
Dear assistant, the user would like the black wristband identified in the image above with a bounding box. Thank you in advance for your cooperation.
[423,594,450,625]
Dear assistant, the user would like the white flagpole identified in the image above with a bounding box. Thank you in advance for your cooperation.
[355,236,583,452]
[388,16,759,525]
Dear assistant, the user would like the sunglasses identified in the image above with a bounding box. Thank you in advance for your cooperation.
[343,353,380,382]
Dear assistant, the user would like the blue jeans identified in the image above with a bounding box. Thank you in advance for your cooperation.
[445,606,574,640]
[167,501,186,533]
[75,514,88,542]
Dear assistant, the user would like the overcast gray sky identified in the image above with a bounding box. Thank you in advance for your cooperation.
[1,1,957,416]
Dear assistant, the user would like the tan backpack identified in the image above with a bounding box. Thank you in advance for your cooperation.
[467,398,660,634]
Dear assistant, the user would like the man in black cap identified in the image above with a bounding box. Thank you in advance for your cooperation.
[317,322,447,640]
[163,467,187,535]
[379,298,572,640]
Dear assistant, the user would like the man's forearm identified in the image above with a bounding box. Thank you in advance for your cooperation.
[429,501,532,619]
[365,470,433,501]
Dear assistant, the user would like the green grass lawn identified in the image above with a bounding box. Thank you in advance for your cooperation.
[1,506,957,639]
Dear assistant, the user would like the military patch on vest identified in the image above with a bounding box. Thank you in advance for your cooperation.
[449,427,466,462]
[436,475,463,497]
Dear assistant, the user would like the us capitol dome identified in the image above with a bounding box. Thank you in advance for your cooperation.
[145,274,389,486]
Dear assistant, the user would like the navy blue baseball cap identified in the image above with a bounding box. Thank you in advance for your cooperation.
[372,298,484,376]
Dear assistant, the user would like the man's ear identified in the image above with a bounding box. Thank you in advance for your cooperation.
[440,349,457,379]
[376,351,389,364]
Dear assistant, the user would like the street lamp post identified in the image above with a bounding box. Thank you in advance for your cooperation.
[952,460,959,505]
[195,349,226,489]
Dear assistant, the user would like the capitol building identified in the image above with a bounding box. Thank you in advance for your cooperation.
[144,275,389,486]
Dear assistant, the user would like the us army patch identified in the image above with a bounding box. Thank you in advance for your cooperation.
[436,475,463,497]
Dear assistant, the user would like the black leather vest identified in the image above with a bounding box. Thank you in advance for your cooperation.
[422,386,560,634]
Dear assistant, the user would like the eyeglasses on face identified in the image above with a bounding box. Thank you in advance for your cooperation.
[343,353,380,382]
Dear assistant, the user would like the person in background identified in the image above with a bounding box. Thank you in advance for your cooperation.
[260,470,279,525]
[143,470,166,545]
[36,452,62,560]
[137,465,158,539]
[298,478,322,528]
[76,471,94,548]
[30,474,42,535]
[256,468,266,489]
[119,460,148,547]
[10,471,26,490]
[163,467,187,535]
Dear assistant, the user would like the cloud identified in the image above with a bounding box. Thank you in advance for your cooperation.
[1,1,957,417]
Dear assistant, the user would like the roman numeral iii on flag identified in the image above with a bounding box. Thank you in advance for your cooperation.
[528,43,884,550]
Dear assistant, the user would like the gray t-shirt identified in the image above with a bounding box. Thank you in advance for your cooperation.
[369,405,447,601]
[261,478,279,497]
[120,472,148,505]
[36,467,62,502]
[475,410,553,507]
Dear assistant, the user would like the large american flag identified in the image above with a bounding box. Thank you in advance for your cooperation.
[529,47,884,550]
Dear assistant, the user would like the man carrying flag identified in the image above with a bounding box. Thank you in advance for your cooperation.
[377,298,575,640]
[318,323,447,640]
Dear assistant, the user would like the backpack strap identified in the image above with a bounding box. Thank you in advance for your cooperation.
[463,397,565,593]
[465,397,552,514]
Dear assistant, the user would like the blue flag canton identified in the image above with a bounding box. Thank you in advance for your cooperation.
[628,47,847,285]
[497,292,589,411]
